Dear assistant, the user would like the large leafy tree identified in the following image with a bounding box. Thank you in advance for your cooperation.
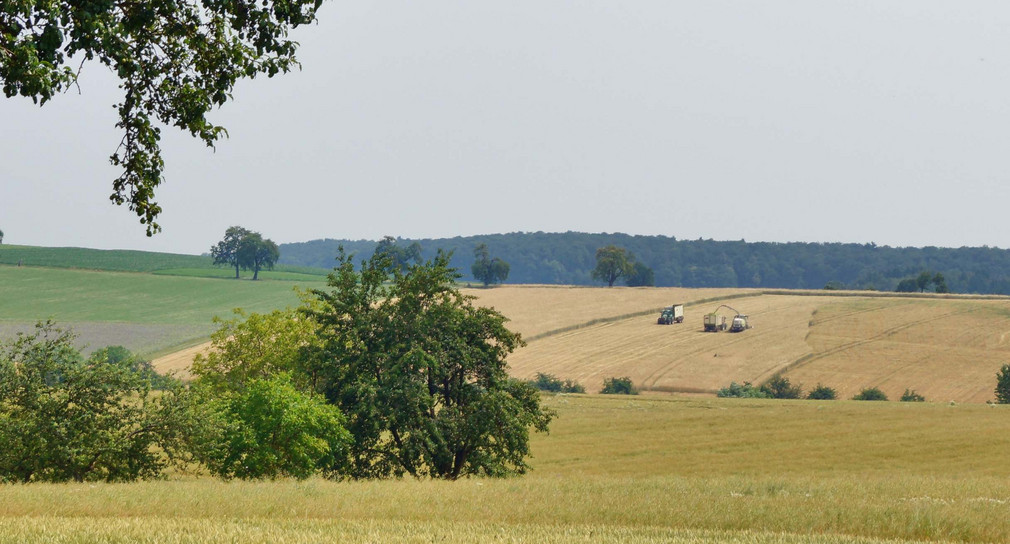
[237,232,279,280]
[305,249,554,479]
[471,243,510,287]
[591,245,633,287]
[210,226,251,279]
[1,0,324,235]
[0,322,182,482]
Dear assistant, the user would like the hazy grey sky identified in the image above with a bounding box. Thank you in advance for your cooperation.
[4,1,1010,255]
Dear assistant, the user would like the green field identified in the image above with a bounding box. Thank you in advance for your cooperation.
[1,395,1008,543]
[0,244,329,278]
[0,265,320,356]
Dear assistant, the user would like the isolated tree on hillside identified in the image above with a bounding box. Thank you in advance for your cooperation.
[471,243,510,286]
[237,233,279,280]
[916,271,934,293]
[0,228,4,244]
[592,245,633,287]
[1,0,325,235]
[210,226,251,279]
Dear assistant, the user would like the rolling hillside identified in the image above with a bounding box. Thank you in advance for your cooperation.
[150,284,1010,402]
[467,287,1010,403]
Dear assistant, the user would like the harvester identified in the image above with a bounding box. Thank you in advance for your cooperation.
[703,305,750,332]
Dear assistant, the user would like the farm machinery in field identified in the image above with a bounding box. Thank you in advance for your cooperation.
[657,304,684,324]
[703,305,751,332]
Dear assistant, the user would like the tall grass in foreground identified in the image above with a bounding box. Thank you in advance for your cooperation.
[1,396,1008,543]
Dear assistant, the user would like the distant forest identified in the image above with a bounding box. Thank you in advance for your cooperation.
[279,232,1010,295]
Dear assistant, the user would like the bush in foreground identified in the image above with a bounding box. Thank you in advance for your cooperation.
[0,323,180,483]
[852,387,888,401]
[806,383,837,400]
[600,377,637,395]
[717,382,769,399]
[900,389,926,402]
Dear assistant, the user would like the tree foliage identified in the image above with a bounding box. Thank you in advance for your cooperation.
[0,322,181,482]
[210,226,278,280]
[716,381,769,398]
[188,374,350,480]
[0,228,4,244]
[759,375,802,399]
[592,245,633,287]
[2,0,324,234]
[211,226,251,279]
[625,261,655,287]
[237,232,279,280]
[471,243,510,286]
[191,308,322,392]
[600,376,637,395]
[806,383,837,400]
[280,233,1010,295]
[852,387,888,401]
[996,364,1010,404]
[305,249,554,479]
[374,236,422,273]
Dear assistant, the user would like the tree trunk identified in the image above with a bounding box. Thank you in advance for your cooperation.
[234,263,240,279]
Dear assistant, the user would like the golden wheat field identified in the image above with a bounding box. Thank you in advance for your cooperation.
[463,287,1010,402]
[154,286,1010,403]
[3,395,1010,543]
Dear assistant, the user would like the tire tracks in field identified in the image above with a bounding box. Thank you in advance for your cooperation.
[523,292,762,343]
[638,300,803,390]
[776,306,981,378]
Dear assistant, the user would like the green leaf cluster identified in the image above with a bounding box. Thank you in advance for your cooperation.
[2,0,323,234]
[0,323,181,482]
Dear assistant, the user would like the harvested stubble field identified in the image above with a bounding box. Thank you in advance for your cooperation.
[2,395,1010,543]
[462,286,1010,402]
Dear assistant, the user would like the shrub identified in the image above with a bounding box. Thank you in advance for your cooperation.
[529,373,563,393]
[900,389,926,402]
[852,387,888,401]
[529,373,585,394]
[806,383,837,400]
[561,379,586,394]
[600,377,637,395]
[190,374,351,480]
[996,364,1010,404]
[759,375,802,399]
[717,382,769,399]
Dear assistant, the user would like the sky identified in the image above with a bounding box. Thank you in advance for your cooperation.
[3,1,1010,255]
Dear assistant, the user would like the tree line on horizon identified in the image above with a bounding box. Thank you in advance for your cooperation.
[277,232,1010,295]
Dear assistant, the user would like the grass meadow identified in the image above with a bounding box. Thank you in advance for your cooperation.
[0,265,320,356]
[0,244,328,278]
[2,395,1009,543]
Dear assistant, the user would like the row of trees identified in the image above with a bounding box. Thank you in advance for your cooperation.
[210,227,279,280]
[0,252,553,482]
[279,233,1010,294]
[895,271,949,293]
